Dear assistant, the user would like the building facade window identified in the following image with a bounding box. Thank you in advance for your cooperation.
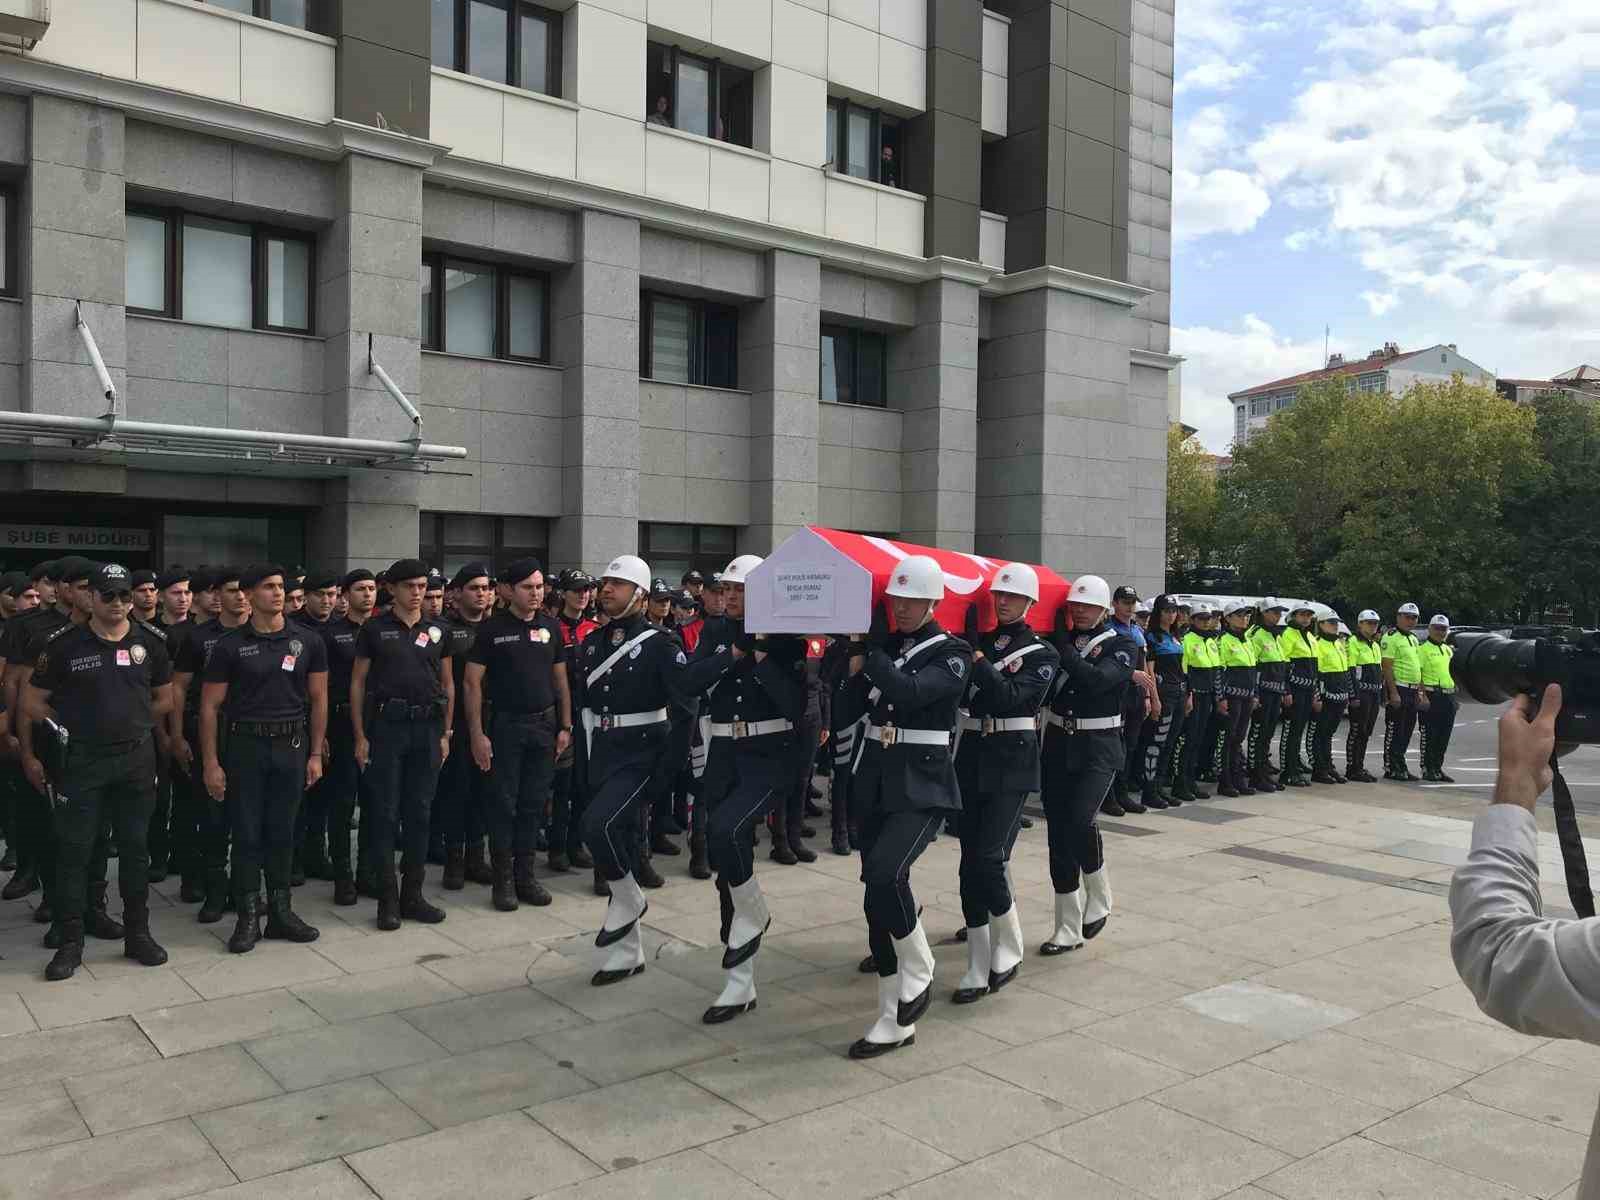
[640,522,737,583]
[820,325,886,408]
[645,42,754,148]
[125,208,314,334]
[827,99,902,187]
[418,513,549,578]
[203,0,329,33]
[433,0,563,97]
[640,292,738,388]
[0,183,15,298]
[1249,397,1267,417]
[1234,406,1246,440]
[419,254,550,362]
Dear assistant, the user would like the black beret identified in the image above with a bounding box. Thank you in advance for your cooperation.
[56,556,96,585]
[240,563,287,590]
[342,568,376,589]
[285,577,306,594]
[499,557,545,586]
[386,558,429,584]
[451,562,492,589]
[304,572,340,591]
[212,565,243,588]
[0,571,27,596]
[129,569,158,589]
[156,568,191,590]
[29,560,58,582]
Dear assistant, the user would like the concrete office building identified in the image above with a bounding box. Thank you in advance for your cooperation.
[0,0,1175,592]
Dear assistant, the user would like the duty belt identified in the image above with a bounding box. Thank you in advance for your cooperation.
[708,718,793,740]
[376,698,442,721]
[864,722,951,748]
[586,707,669,731]
[1427,685,1456,694]
[230,719,304,738]
[958,715,1040,735]
[1044,712,1121,733]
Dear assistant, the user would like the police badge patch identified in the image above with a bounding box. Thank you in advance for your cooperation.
[1038,664,1054,681]
[428,626,443,643]
[289,639,304,657]
[675,651,687,665]
[1114,650,1133,667]
[994,635,1012,651]
[946,656,965,677]
[130,644,148,665]
[629,644,642,659]
[611,629,624,646]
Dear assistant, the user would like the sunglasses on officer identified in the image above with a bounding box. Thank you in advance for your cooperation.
[98,589,133,604]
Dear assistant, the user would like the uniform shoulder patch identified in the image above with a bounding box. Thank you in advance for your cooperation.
[675,650,687,665]
[1114,650,1133,667]
[1038,664,1054,681]
[946,656,965,677]
[134,617,168,642]
[45,623,74,644]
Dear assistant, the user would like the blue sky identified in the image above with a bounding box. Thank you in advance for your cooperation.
[1171,0,1600,450]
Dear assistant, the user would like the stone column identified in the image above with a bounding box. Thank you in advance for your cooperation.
[314,152,427,567]
[894,275,979,551]
[741,249,820,554]
[904,0,983,260]
[550,211,641,576]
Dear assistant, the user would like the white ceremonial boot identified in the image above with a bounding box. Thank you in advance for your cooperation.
[1083,866,1113,939]
[703,956,757,1024]
[595,872,647,947]
[849,973,915,1059]
[1040,890,1084,955]
[722,876,771,969]
[988,903,1024,990]
[953,925,992,1004]
[891,921,935,1026]
[592,919,645,986]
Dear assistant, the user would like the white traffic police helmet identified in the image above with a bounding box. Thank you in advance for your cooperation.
[885,556,945,601]
[720,554,763,586]
[1068,574,1112,610]
[600,554,651,592]
[991,562,1040,603]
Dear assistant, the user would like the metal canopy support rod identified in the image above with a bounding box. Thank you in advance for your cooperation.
[76,301,118,420]
[367,332,423,456]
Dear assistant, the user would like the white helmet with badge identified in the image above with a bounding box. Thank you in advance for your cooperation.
[885,555,945,601]
[601,554,651,592]
[1067,574,1112,612]
[991,562,1040,603]
[720,554,763,586]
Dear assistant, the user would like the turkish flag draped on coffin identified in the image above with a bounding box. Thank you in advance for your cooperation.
[743,527,1071,636]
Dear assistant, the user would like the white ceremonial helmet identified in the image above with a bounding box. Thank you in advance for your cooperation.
[600,554,651,592]
[991,562,1040,603]
[1068,574,1112,610]
[720,554,764,586]
[885,555,945,601]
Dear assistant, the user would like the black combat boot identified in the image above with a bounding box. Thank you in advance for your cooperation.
[228,895,261,953]
[592,867,610,897]
[636,855,665,889]
[491,852,518,912]
[569,844,594,870]
[513,854,552,906]
[45,918,85,981]
[463,839,493,886]
[122,896,170,966]
[1,865,38,901]
[375,865,402,931]
[768,805,797,866]
[442,845,467,891]
[84,882,125,940]
[198,869,229,924]
[399,866,447,924]
[264,889,320,942]
[546,850,572,873]
[178,871,205,903]
[688,833,711,880]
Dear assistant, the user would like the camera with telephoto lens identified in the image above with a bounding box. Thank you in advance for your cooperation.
[1451,629,1600,745]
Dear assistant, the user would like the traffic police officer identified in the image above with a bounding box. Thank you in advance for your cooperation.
[1381,602,1424,781]
[1039,575,1136,957]
[1278,602,1319,787]
[199,565,328,952]
[1215,600,1260,797]
[953,563,1057,1004]
[320,569,375,905]
[1136,594,1187,809]
[464,558,571,911]
[350,559,454,931]
[845,556,969,1059]
[549,569,598,876]
[1247,600,1289,791]
[578,555,692,987]
[20,563,173,980]
[680,553,809,1024]
[1344,610,1384,781]
[1175,603,1220,801]
[1310,612,1352,784]
[1417,615,1457,782]
[436,563,493,889]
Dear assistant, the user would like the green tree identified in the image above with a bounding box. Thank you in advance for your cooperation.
[1506,392,1600,626]
[1165,424,1222,589]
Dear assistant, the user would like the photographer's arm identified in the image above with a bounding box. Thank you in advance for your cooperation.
[1449,686,1600,1041]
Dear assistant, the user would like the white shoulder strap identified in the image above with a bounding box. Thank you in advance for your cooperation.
[586,627,660,689]
[1082,629,1117,656]
[995,641,1048,671]
[868,632,951,706]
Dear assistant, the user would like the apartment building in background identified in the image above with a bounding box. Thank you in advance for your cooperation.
[1228,341,1493,447]
[0,0,1177,591]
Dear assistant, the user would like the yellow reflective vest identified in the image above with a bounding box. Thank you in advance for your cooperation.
[1418,640,1455,689]
[1381,629,1422,685]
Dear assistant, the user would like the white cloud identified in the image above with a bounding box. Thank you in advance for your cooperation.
[1362,291,1399,316]
[1172,317,1341,452]
[1176,58,1255,96]
[1173,169,1272,242]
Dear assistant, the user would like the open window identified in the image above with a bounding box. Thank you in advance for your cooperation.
[433,0,563,97]
[827,100,903,188]
[645,42,754,148]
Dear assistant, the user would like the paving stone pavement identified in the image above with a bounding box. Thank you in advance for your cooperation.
[0,779,1595,1199]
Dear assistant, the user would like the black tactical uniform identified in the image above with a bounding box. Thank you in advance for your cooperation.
[289,571,336,883]
[466,577,568,910]
[953,618,1057,1000]
[201,580,328,953]
[354,565,453,931]
[27,563,173,981]
[1040,617,1136,952]
[317,570,372,905]
[550,587,598,875]
[151,568,196,890]
[436,565,491,891]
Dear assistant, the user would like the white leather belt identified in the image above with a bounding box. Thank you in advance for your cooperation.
[708,718,793,739]
[864,722,951,748]
[585,707,669,731]
[958,715,1039,734]
[1044,712,1121,732]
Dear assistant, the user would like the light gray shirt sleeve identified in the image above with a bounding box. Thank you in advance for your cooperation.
[1450,804,1600,1042]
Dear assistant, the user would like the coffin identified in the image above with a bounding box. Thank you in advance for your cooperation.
[743,527,1070,635]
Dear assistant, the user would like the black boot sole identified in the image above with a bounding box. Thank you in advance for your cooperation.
[1039,940,1082,956]
[591,964,645,987]
[951,986,989,1004]
[848,1033,913,1059]
[702,998,757,1024]
[989,965,1019,992]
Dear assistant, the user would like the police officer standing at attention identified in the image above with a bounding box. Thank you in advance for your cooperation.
[1136,595,1188,809]
[1381,602,1424,782]
[130,570,160,625]
[1175,603,1220,802]
[1310,611,1352,785]
[1278,602,1319,787]
[578,555,691,987]
[953,563,1057,1005]
[1417,615,1456,782]
[1,560,65,909]
[350,559,453,932]
[20,563,173,980]
[437,563,493,890]
[1247,600,1289,791]
[845,556,969,1059]
[1215,601,1260,797]
[292,572,339,884]
[1039,575,1136,957]
[321,569,376,905]
[464,558,570,911]
[549,570,598,878]
[199,565,328,952]
[1344,610,1384,782]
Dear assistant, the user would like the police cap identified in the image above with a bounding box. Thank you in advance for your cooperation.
[649,578,673,599]
[556,568,591,593]
[499,557,544,586]
[156,567,191,590]
[681,569,704,585]
[343,568,376,590]
[90,562,133,594]
[129,569,158,590]
[1113,585,1140,603]
[239,563,286,590]
[450,562,492,589]
[386,558,429,585]
[425,569,446,591]
[673,590,697,609]
[705,572,724,591]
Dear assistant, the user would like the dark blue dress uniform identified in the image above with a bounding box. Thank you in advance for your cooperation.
[317,612,366,903]
[28,598,173,981]
[955,621,1058,932]
[1040,620,1136,948]
[435,609,489,887]
[202,617,328,951]
[1,591,72,915]
[174,613,247,922]
[851,621,971,966]
[354,606,452,930]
